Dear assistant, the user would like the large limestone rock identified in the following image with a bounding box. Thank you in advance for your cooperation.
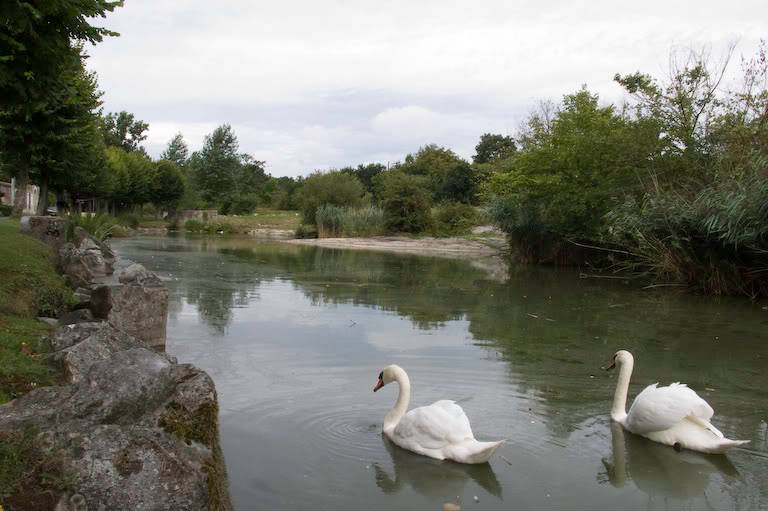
[107,263,169,348]
[0,323,232,510]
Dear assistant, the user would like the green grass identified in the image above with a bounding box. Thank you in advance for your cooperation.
[0,221,69,404]
[184,209,301,234]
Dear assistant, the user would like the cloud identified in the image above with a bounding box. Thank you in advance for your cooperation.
[85,0,768,176]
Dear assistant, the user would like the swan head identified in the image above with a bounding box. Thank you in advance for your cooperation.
[373,364,402,392]
[603,350,633,371]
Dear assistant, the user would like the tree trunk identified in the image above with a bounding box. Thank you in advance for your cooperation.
[36,174,49,215]
[11,164,29,218]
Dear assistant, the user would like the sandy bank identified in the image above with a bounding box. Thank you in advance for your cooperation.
[284,235,507,258]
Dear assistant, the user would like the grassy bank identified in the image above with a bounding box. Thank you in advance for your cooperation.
[0,221,71,404]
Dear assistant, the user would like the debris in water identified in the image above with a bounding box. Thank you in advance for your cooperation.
[443,503,461,511]
[473,495,479,503]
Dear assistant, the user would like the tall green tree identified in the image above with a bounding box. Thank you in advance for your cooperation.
[101,111,149,152]
[473,133,516,164]
[0,0,121,216]
[160,133,189,167]
[190,124,240,207]
[152,160,185,213]
[398,145,474,203]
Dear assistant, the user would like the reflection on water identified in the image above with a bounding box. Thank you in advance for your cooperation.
[600,421,739,499]
[112,235,768,511]
[373,434,502,499]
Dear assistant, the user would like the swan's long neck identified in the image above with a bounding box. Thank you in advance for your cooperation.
[611,355,633,425]
[383,367,411,432]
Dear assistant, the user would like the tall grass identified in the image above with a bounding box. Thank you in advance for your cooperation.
[607,167,768,296]
[315,205,385,238]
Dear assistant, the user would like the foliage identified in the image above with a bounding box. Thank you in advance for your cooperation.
[101,111,149,153]
[431,202,479,236]
[189,124,241,206]
[473,133,516,164]
[295,170,365,224]
[0,204,12,217]
[65,213,117,243]
[315,204,345,237]
[397,144,474,203]
[160,133,189,167]
[341,163,386,196]
[104,146,155,209]
[183,219,234,235]
[340,206,385,237]
[606,162,768,296]
[152,160,185,212]
[489,88,655,249]
[374,171,433,234]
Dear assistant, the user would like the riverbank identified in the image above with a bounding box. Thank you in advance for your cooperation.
[0,218,232,510]
[285,234,507,258]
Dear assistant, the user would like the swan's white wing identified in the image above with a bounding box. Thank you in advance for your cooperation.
[626,383,714,434]
[394,400,474,450]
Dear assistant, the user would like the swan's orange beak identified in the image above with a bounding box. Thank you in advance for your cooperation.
[373,378,384,392]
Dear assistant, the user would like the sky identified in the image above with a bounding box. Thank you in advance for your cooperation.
[86,0,767,177]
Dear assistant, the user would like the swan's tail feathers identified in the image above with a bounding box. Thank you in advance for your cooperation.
[712,438,750,454]
[460,440,504,464]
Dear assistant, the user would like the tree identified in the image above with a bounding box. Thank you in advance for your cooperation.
[614,46,734,174]
[101,111,149,152]
[152,160,185,213]
[105,146,155,211]
[341,163,386,196]
[160,133,189,167]
[0,0,121,216]
[374,171,432,233]
[295,170,365,224]
[398,144,473,202]
[190,124,240,207]
[473,133,516,164]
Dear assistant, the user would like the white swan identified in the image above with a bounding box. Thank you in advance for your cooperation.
[373,365,503,464]
[605,350,748,454]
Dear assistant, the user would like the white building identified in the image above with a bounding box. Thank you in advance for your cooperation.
[0,178,39,215]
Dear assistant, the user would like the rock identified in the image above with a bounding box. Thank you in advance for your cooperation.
[37,317,59,327]
[119,263,162,286]
[58,308,95,325]
[24,216,68,249]
[109,264,168,348]
[72,287,91,308]
[89,285,112,319]
[0,323,231,510]
[58,243,97,289]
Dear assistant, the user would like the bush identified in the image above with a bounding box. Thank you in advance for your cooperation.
[315,204,345,238]
[606,167,768,296]
[296,170,365,224]
[117,212,140,228]
[431,202,479,236]
[341,206,385,237]
[224,193,260,216]
[184,219,234,234]
[0,204,12,217]
[65,213,117,244]
[374,172,433,234]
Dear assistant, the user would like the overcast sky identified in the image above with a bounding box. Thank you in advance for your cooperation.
[86,0,766,177]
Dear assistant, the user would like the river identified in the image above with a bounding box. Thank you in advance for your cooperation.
[112,235,768,511]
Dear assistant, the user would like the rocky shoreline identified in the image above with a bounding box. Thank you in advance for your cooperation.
[0,217,231,510]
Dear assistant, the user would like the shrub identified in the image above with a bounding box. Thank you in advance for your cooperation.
[315,204,345,238]
[431,202,479,236]
[296,170,365,224]
[117,212,140,229]
[341,206,385,237]
[65,213,117,244]
[184,219,234,234]
[606,167,768,296]
[0,204,12,217]
[374,172,433,234]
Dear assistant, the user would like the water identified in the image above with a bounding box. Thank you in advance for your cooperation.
[111,235,768,511]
